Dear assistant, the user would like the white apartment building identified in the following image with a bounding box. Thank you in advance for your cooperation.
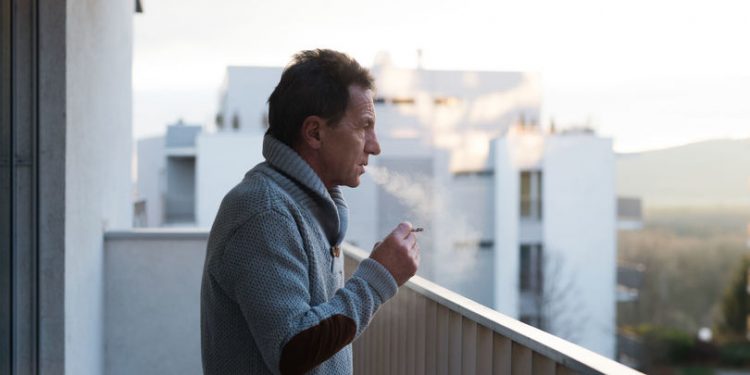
[135,121,202,227]
[215,66,282,134]
[492,125,616,357]
[135,121,264,228]
[134,58,616,358]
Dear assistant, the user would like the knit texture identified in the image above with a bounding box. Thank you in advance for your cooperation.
[200,135,398,375]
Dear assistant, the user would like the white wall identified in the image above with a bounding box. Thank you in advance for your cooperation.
[196,133,264,227]
[105,232,207,375]
[493,138,521,317]
[543,135,616,358]
[65,0,133,374]
[137,136,165,227]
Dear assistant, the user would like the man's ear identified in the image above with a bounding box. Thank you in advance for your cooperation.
[300,115,324,150]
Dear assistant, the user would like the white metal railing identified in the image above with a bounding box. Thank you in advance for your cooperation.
[343,244,642,375]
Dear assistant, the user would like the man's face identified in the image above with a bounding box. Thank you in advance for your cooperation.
[318,85,381,188]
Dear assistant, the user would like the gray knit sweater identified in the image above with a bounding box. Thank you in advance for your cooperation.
[200,135,397,375]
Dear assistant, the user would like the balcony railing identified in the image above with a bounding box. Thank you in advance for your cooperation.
[343,243,640,375]
[104,230,641,375]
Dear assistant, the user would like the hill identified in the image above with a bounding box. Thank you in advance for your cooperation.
[617,138,750,208]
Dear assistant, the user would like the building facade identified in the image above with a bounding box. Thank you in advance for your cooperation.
[493,126,616,357]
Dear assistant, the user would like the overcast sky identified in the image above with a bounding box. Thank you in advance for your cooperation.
[133,0,750,152]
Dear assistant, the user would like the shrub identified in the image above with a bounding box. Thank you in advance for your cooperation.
[718,341,750,367]
[635,324,695,365]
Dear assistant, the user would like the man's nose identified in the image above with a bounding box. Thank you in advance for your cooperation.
[366,132,381,156]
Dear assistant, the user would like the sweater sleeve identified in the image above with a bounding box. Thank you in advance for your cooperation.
[215,209,398,375]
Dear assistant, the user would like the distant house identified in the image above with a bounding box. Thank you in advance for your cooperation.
[135,121,202,227]
[617,197,643,230]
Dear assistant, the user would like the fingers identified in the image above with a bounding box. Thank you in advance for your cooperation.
[392,221,413,238]
[370,222,421,286]
[405,232,417,249]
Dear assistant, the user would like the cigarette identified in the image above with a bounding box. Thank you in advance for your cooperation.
[411,227,424,232]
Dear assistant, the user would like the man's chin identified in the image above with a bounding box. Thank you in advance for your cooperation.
[345,177,361,188]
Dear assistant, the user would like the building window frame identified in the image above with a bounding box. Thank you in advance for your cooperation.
[520,170,542,220]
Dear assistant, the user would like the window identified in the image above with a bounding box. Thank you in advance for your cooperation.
[519,244,543,295]
[520,170,542,220]
[453,170,494,178]
[215,112,224,129]
[434,96,460,106]
[391,97,415,105]
[454,240,494,251]
[372,96,415,105]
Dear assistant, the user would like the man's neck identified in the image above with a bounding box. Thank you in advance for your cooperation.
[293,144,332,189]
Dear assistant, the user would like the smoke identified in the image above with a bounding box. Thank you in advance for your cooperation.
[364,165,482,242]
[364,165,486,285]
[364,165,438,220]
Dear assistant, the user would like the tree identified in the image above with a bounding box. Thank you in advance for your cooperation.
[528,250,585,342]
[716,255,750,341]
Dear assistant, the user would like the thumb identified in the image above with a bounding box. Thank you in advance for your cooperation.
[372,241,382,251]
[392,221,413,238]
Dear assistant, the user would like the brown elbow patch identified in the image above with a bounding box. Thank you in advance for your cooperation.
[279,314,356,375]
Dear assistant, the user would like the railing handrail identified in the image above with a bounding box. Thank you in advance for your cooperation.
[342,243,641,375]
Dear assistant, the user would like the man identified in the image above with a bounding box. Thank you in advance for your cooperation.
[200,49,420,375]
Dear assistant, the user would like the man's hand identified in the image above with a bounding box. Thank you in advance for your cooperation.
[369,222,420,286]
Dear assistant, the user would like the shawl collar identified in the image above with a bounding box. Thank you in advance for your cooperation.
[262,134,348,246]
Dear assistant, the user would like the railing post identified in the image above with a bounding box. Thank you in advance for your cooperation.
[512,343,533,375]
[448,310,462,374]
[476,325,493,374]
[532,352,556,375]
[493,335,512,374]
[415,292,426,375]
[461,318,477,374]
[425,298,437,375]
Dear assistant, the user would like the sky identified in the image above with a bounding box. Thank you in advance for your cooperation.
[133,0,750,153]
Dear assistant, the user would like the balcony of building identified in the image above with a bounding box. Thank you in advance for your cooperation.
[103,229,641,374]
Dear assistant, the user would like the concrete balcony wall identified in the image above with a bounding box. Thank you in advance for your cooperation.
[104,230,207,375]
[103,230,640,375]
